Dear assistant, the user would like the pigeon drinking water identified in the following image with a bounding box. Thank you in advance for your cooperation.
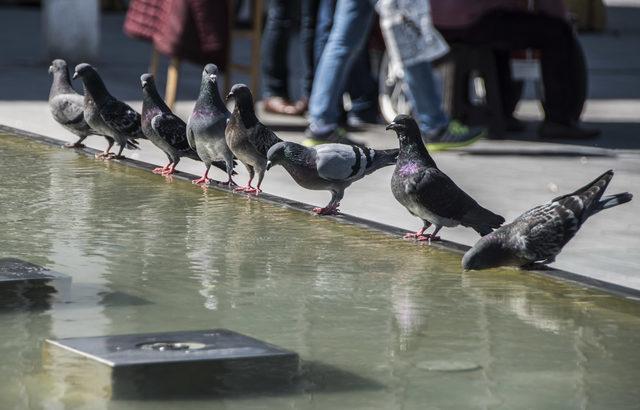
[48,59,100,148]
[266,141,398,215]
[387,115,504,242]
[226,84,282,195]
[73,63,144,159]
[462,170,632,270]
[140,74,230,176]
[187,64,236,185]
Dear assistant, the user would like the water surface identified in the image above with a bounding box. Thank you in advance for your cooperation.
[1,133,640,409]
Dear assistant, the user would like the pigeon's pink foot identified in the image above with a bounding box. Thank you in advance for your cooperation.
[153,166,169,174]
[313,204,339,215]
[233,185,254,193]
[192,177,210,185]
[95,152,110,159]
[416,234,432,242]
[243,187,262,195]
[404,228,427,239]
[161,167,176,176]
[64,142,85,149]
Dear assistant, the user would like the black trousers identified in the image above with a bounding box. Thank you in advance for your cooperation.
[440,10,587,125]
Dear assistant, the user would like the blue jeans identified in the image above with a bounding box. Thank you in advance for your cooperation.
[403,61,449,134]
[309,0,447,134]
[308,0,376,133]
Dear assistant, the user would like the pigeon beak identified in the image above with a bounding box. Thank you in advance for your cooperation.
[72,72,79,80]
[266,161,273,171]
[225,92,233,102]
[141,80,147,88]
[208,74,217,82]
[385,122,399,131]
[48,65,54,74]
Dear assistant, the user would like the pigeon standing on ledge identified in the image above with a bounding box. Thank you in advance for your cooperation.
[48,59,99,148]
[266,141,399,215]
[462,170,632,270]
[140,74,230,176]
[73,63,144,159]
[226,84,282,195]
[387,115,504,241]
[187,64,236,185]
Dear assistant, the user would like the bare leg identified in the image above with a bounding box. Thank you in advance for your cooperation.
[404,221,432,241]
[235,166,256,192]
[243,170,264,195]
[428,225,443,244]
[192,165,211,184]
[96,137,115,159]
[161,158,179,175]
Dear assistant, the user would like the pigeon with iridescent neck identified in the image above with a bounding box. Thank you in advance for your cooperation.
[226,84,282,195]
[387,115,504,242]
[462,170,632,270]
[186,64,236,186]
[140,73,230,176]
[73,63,144,159]
[266,141,398,214]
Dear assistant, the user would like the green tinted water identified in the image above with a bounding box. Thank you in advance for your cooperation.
[1,133,640,409]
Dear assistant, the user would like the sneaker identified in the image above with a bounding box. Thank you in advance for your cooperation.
[423,120,486,152]
[303,127,360,147]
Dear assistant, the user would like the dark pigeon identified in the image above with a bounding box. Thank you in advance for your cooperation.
[186,63,236,186]
[226,84,282,194]
[48,59,99,148]
[73,63,144,159]
[140,73,231,176]
[387,114,504,242]
[462,170,632,270]
[266,141,398,215]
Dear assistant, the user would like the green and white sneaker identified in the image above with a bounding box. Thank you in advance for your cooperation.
[424,120,485,152]
[303,127,358,147]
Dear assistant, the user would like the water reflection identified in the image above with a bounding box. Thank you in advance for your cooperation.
[1,134,640,409]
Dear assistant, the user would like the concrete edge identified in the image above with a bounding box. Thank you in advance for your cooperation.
[2,123,639,302]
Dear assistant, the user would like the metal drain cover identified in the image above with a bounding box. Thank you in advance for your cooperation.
[45,329,300,397]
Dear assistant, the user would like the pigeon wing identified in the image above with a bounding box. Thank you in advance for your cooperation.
[151,113,189,150]
[100,99,143,139]
[315,144,362,181]
[248,122,282,156]
[407,168,478,221]
[516,204,577,262]
[50,94,85,125]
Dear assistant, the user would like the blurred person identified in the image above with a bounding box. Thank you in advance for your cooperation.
[261,0,314,115]
[305,0,484,149]
[431,0,600,139]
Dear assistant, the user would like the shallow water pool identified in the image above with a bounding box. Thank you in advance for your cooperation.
[1,133,640,409]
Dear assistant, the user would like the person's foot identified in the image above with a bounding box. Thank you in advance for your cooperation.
[538,122,601,140]
[302,127,359,147]
[505,116,527,133]
[423,120,485,152]
[346,109,381,129]
[293,97,308,114]
[263,97,303,116]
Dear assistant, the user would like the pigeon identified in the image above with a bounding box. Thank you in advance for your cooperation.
[187,63,236,185]
[266,141,399,215]
[48,59,99,148]
[140,73,230,176]
[462,170,632,270]
[387,114,504,241]
[73,63,144,159]
[225,84,282,194]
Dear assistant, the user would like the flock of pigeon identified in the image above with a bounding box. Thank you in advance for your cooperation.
[48,59,633,271]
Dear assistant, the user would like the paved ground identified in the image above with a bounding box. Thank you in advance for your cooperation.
[0,3,639,290]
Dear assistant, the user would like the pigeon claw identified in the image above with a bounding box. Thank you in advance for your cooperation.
[192,177,210,185]
[313,204,340,215]
[152,166,168,174]
[64,142,85,149]
[161,167,176,176]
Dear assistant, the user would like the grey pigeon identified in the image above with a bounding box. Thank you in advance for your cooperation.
[187,64,236,185]
[462,170,632,270]
[73,63,144,159]
[266,141,398,215]
[226,84,282,194]
[140,73,231,176]
[387,114,504,241]
[48,59,98,148]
